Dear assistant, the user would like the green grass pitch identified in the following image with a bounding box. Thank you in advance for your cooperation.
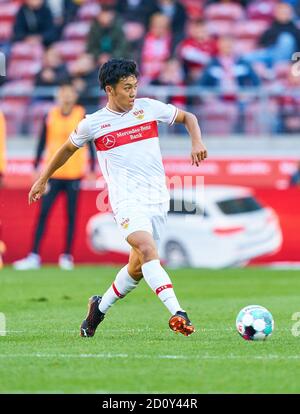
[0,266,300,394]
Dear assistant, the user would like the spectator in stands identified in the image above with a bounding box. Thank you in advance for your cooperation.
[13,0,58,47]
[141,13,172,83]
[69,53,99,112]
[156,0,187,50]
[290,161,300,186]
[35,46,69,87]
[116,0,158,27]
[46,0,80,38]
[0,111,6,189]
[115,0,159,62]
[177,19,217,83]
[151,57,187,107]
[199,35,260,90]
[13,83,96,271]
[199,35,260,133]
[86,5,130,66]
[245,2,300,67]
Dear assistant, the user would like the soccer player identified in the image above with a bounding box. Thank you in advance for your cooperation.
[28,59,207,336]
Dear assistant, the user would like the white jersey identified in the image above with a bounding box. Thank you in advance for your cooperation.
[69,98,178,214]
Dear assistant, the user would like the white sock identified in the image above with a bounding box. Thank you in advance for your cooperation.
[141,259,182,315]
[99,265,139,314]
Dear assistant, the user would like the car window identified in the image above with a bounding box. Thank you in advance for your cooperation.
[169,199,207,216]
[217,196,262,215]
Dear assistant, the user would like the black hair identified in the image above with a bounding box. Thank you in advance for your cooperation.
[98,58,139,91]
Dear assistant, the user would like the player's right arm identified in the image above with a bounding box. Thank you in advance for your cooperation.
[28,140,79,204]
[28,117,92,204]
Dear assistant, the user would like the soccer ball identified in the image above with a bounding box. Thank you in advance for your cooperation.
[236,305,274,341]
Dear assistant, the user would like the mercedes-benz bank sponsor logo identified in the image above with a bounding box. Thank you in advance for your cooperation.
[102,135,116,149]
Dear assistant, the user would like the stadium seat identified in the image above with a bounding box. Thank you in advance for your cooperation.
[204,3,245,21]
[7,59,42,80]
[63,21,91,40]
[54,40,86,62]
[247,0,275,22]
[77,2,101,21]
[206,20,233,37]
[1,79,34,96]
[0,98,28,136]
[0,20,13,42]
[0,1,20,22]
[234,20,269,40]
[10,41,44,61]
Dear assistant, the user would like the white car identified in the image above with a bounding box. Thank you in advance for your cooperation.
[86,185,282,268]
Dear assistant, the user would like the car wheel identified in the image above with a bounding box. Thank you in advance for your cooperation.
[165,241,190,268]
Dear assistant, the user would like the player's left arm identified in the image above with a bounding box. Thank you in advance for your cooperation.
[174,109,207,167]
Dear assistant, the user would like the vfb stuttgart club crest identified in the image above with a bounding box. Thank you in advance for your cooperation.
[102,135,116,149]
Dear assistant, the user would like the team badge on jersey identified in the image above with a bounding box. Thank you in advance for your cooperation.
[120,218,130,229]
[133,109,144,120]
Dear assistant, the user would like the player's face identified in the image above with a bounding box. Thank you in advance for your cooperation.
[110,76,138,112]
[57,86,78,107]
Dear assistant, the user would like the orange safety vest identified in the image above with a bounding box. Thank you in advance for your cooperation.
[45,105,87,180]
[0,111,6,174]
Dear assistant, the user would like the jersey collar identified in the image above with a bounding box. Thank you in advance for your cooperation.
[105,105,130,116]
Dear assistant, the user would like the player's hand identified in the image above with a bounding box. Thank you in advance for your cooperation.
[28,178,47,204]
[191,142,208,166]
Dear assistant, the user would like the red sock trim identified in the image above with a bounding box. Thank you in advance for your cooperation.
[112,282,125,298]
[155,284,173,295]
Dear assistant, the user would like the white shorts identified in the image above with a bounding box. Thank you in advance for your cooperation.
[114,202,169,242]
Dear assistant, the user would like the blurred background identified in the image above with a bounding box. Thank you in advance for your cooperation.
[0,0,300,269]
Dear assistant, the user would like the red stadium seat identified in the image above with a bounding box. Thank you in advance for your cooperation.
[63,21,91,40]
[0,98,28,136]
[247,0,275,22]
[1,79,34,96]
[7,59,42,80]
[204,3,245,21]
[206,20,233,37]
[234,20,269,40]
[0,1,20,22]
[10,41,44,61]
[78,2,101,21]
[0,20,13,42]
[54,40,86,62]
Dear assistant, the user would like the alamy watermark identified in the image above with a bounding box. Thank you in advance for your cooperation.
[0,313,6,336]
[0,51,6,77]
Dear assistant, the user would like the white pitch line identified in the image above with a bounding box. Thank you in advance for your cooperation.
[0,353,299,361]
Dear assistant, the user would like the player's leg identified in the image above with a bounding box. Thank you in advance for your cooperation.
[98,248,142,313]
[127,230,195,336]
[59,179,81,270]
[80,248,142,337]
[13,179,62,270]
